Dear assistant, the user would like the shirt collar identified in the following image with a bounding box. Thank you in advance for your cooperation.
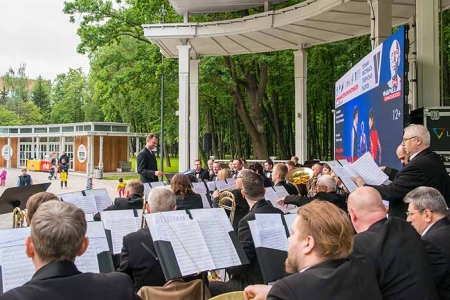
[422,222,436,237]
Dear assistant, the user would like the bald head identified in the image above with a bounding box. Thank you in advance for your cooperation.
[396,144,409,166]
[347,187,388,233]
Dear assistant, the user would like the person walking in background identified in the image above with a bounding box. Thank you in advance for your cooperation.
[117,178,127,197]
[0,168,7,186]
[59,158,69,189]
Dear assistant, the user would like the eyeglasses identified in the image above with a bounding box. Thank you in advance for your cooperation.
[402,136,418,143]
[405,209,425,217]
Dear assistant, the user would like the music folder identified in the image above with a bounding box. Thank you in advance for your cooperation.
[145,209,249,281]
[248,214,289,284]
[0,183,51,213]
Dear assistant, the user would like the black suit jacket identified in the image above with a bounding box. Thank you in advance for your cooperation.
[422,217,450,300]
[0,260,139,300]
[118,227,166,292]
[284,192,346,211]
[137,147,158,183]
[267,257,382,300]
[94,194,143,221]
[192,168,209,181]
[175,193,203,211]
[370,148,450,218]
[353,217,439,300]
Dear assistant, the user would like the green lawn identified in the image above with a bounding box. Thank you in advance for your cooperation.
[103,156,179,180]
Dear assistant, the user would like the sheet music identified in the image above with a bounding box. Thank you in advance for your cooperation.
[283,214,297,236]
[255,214,284,230]
[342,164,360,178]
[76,195,99,215]
[338,159,350,166]
[86,222,109,253]
[0,227,30,247]
[200,194,211,208]
[75,242,100,273]
[215,180,228,191]
[264,189,289,214]
[189,208,234,233]
[259,227,288,251]
[168,220,215,276]
[273,186,289,198]
[351,152,389,185]
[101,210,135,226]
[150,181,165,188]
[0,245,34,293]
[144,183,152,199]
[206,181,216,192]
[84,189,112,212]
[225,178,236,189]
[145,211,190,241]
[58,191,85,203]
[105,217,139,254]
[327,161,358,192]
[196,217,240,269]
[85,213,94,222]
[192,182,207,194]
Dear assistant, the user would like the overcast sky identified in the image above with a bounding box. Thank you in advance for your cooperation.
[0,0,90,81]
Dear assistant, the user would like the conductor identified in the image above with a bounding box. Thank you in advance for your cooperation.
[137,134,163,183]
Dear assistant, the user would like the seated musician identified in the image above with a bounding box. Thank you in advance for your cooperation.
[94,179,144,221]
[26,192,60,222]
[244,201,382,300]
[271,163,298,195]
[118,186,174,291]
[278,174,347,211]
[1,201,139,300]
[209,171,285,296]
[171,173,203,211]
[212,170,251,232]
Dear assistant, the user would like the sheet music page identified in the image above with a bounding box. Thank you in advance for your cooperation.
[273,185,289,198]
[0,227,30,247]
[264,189,289,214]
[75,195,99,215]
[85,213,94,222]
[144,183,152,199]
[0,245,34,293]
[101,210,135,228]
[338,159,350,166]
[200,194,211,208]
[167,220,215,276]
[327,161,358,192]
[215,180,228,191]
[105,217,139,254]
[196,217,240,269]
[351,152,388,185]
[342,164,360,178]
[206,181,216,192]
[255,214,284,230]
[225,178,236,189]
[192,182,207,194]
[84,189,112,212]
[150,181,165,188]
[190,208,234,233]
[283,214,297,236]
[259,227,288,252]
[145,211,190,241]
[58,191,85,202]
[86,222,109,253]
[248,221,261,247]
[75,242,100,273]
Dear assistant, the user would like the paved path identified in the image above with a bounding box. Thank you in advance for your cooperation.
[0,168,132,228]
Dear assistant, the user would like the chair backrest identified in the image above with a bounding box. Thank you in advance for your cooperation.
[209,291,245,300]
[138,279,211,300]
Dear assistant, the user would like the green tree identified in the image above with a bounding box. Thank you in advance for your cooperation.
[31,76,51,118]
[2,64,29,102]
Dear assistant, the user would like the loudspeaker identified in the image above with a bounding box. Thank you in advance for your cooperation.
[203,133,212,151]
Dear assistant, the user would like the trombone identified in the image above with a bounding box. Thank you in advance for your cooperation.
[218,190,236,225]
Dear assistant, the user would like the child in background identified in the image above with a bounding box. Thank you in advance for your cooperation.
[117,178,127,197]
[59,158,69,189]
[86,176,93,190]
[0,169,6,186]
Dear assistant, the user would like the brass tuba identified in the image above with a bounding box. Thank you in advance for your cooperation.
[286,167,314,185]
[12,207,28,228]
[218,190,236,225]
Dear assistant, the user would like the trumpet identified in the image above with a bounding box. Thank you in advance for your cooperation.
[12,207,28,228]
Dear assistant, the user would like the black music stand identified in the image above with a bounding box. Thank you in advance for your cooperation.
[0,183,51,213]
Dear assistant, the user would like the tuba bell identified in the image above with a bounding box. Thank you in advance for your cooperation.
[12,207,28,228]
[286,167,314,185]
[218,190,236,225]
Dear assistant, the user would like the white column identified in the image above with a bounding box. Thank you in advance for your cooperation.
[190,59,200,163]
[369,0,392,48]
[31,137,35,159]
[90,136,95,174]
[87,135,91,176]
[177,44,191,172]
[36,137,40,160]
[61,136,66,154]
[294,49,308,164]
[416,0,440,107]
[7,137,11,169]
[135,137,140,172]
[99,136,104,170]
